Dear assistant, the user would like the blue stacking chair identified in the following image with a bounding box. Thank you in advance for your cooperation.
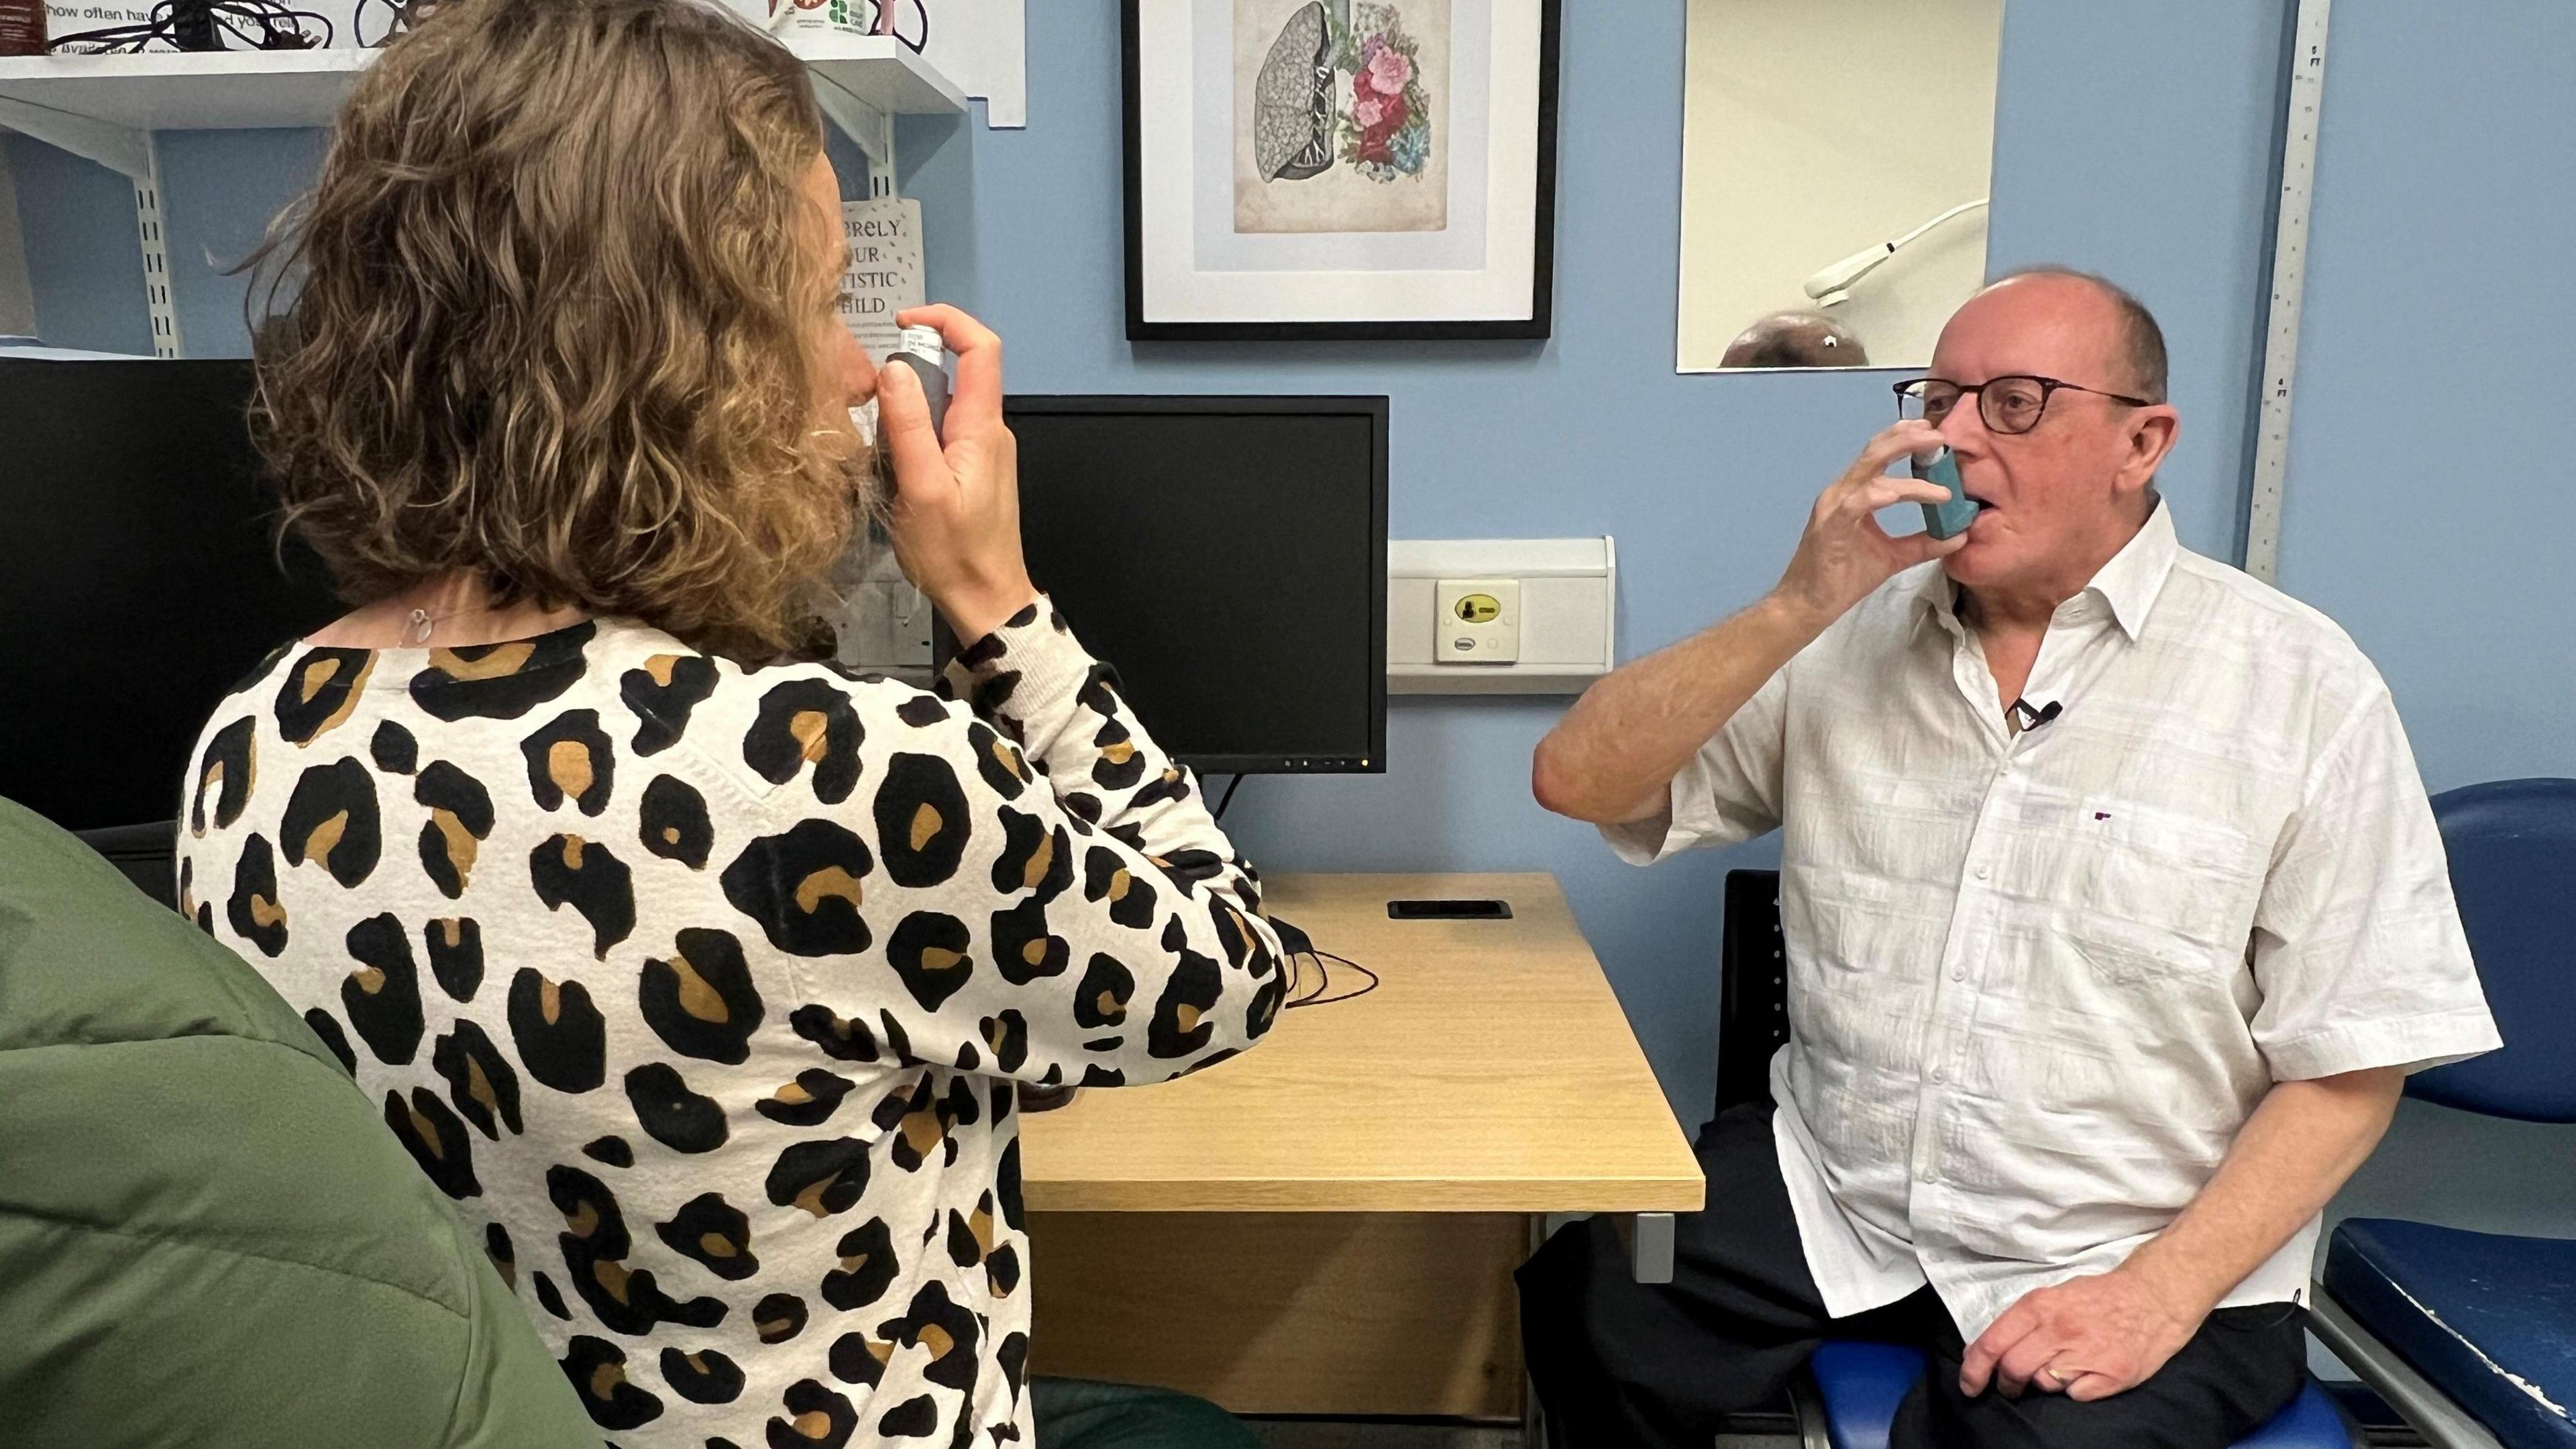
[1716,871,2353,1449]
[2304,778,2576,1449]
[1799,1338,2351,1449]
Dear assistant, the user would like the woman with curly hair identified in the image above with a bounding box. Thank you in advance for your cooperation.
[178,0,1285,1443]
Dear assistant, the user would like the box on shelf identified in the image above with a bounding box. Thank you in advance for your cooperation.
[0,0,46,56]
[40,0,387,50]
[722,0,868,41]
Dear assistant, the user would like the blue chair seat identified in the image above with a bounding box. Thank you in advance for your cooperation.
[2324,1219,2576,1449]
[1807,1340,2351,1449]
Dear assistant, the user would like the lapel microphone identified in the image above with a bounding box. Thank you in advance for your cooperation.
[2007,698,2063,735]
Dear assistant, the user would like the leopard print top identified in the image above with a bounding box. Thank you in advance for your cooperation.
[176,600,1287,1448]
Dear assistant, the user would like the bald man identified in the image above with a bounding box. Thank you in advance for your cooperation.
[1519,269,2498,1448]
[1720,310,1871,368]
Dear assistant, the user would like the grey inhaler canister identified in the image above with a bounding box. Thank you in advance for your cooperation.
[883,325,949,439]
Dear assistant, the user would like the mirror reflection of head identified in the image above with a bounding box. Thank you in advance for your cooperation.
[1720,311,1871,370]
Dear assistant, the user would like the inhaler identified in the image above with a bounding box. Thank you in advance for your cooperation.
[858,324,950,490]
[883,324,950,439]
[1913,446,1979,541]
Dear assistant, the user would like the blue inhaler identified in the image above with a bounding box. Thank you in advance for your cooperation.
[1913,446,1978,541]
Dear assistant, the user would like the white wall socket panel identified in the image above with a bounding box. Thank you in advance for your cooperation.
[1435,578,1521,663]
[1390,538,1615,694]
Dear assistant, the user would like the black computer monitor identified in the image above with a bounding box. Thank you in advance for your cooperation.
[0,369,1387,838]
[0,358,343,833]
[997,395,1387,775]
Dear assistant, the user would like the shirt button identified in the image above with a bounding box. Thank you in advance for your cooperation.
[1975,865,1992,881]
[1931,1066,1946,1083]
[1919,1169,1937,1185]
[1951,966,1966,981]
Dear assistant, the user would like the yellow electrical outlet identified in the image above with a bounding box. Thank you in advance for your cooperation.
[1434,578,1520,664]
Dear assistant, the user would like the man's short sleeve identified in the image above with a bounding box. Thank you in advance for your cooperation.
[1600,669,1790,866]
[2249,684,2501,1081]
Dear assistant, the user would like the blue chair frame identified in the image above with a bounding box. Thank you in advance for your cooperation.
[2304,778,2576,1449]
[1715,870,2351,1449]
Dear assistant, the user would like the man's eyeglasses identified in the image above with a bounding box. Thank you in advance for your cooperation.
[1894,375,2153,436]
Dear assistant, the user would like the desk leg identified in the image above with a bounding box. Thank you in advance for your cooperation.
[1524,1216,1548,1449]
[1521,1214,1677,1448]
[1607,1212,1677,1285]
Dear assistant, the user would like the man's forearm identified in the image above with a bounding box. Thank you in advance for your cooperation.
[1534,423,1965,825]
[2122,1068,2404,1315]
[1532,593,1823,824]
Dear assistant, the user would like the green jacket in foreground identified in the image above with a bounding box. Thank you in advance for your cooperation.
[0,796,600,1448]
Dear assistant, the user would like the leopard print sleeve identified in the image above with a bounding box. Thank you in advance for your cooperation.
[943,599,1253,897]
[735,599,1288,1089]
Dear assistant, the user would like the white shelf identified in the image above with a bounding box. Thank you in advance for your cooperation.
[0,48,360,130]
[0,34,962,158]
[0,32,963,357]
[797,34,967,116]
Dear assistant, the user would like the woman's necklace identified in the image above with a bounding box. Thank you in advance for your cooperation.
[401,600,496,646]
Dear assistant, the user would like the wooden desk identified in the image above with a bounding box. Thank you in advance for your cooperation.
[1022,873,1702,1417]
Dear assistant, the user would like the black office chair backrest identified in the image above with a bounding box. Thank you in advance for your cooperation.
[1716,869,1788,1120]
[73,820,180,913]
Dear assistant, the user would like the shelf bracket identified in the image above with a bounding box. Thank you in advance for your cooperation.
[0,93,151,181]
[810,72,896,193]
[134,134,181,357]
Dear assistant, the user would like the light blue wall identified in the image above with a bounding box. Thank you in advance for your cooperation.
[6,2,2317,1123]
[2277,1,2576,791]
[1984,1,2293,565]
[5,131,152,354]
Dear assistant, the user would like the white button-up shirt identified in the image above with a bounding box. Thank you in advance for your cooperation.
[1607,502,2500,1341]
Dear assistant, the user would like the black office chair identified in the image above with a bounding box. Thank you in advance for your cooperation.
[1714,869,2351,1449]
[1706,869,1817,1443]
[1715,868,1795,1118]
[72,820,180,912]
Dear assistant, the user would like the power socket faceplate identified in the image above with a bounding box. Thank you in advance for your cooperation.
[1435,578,1521,664]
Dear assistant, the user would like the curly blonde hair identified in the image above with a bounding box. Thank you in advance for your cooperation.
[245,0,866,659]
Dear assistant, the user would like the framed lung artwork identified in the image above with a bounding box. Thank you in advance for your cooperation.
[1122,0,1562,340]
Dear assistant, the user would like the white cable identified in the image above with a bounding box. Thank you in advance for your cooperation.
[1801,197,1991,306]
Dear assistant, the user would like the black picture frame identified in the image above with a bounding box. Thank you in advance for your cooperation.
[1122,0,1563,342]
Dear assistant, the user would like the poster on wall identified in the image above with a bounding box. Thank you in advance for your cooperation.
[839,195,926,357]
[1124,0,1560,340]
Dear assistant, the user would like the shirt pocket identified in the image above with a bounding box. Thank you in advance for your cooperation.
[2070,806,2261,988]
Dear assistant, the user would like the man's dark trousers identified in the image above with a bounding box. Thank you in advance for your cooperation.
[1515,1104,2309,1448]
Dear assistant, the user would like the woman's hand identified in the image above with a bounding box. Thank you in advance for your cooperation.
[877,304,1039,642]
